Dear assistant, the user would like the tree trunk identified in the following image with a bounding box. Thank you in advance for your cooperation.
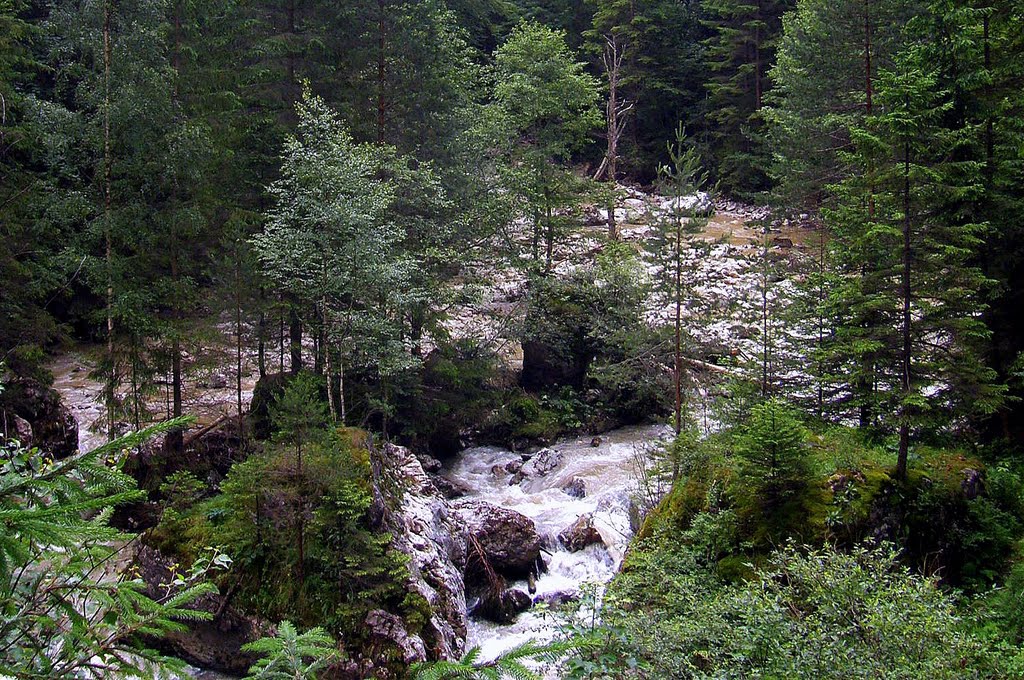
[235,255,244,423]
[376,0,387,144]
[104,0,115,442]
[674,213,683,437]
[289,306,302,374]
[168,336,184,452]
[897,137,912,481]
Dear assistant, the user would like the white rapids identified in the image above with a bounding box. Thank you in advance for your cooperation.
[445,424,671,663]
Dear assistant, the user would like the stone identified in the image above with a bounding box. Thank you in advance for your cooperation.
[8,414,33,447]
[430,474,471,500]
[364,609,427,664]
[558,513,604,552]
[0,377,78,458]
[473,588,532,624]
[417,454,443,474]
[561,477,587,499]
[590,436,602,447]
[201,373,229,389]
[135,545,266,675]
[504,459,524,475]
[535,590,579,608]
[521,337,590,392]
[510,448,563,485]
[453,499,542,581]
[371,442,468,660]
[962,468,983,500]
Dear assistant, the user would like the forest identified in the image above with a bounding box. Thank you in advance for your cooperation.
[1,0,1024,677]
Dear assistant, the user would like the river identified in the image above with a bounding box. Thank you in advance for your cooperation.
[446,424,671,663]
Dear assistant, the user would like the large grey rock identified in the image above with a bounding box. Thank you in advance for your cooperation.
[510,448,563,485]
[371,442,468,660]
[473,588,532,624]
[453,499,542,581]
[364,609,427,664]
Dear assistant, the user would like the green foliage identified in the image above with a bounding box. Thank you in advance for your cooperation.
[0,419,226,677]
[735,397,810,495]
[409,639,585,680]
[243,620,341,679]
[163,421,412,642]
[489,20,601,272]
[569,538,1015,679]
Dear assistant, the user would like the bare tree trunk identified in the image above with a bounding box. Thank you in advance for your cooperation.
[897,137,912,481]
[104,0,115,441]
[235,252,243,423]
[674,213,683,438]
[376,0,387,143]
[289,306,302,374]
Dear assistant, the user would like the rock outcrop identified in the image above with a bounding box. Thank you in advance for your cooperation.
[453,499,542,581]
[510,448,563,485]
[370,441,468,661]
[135,545,266,675]
[0,377,78,457]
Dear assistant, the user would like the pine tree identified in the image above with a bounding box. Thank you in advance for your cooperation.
[765,0,919,210]
[827,45,1003,479]
[649,124,712,435]
[0,416,226,676]
[702,0,794,196]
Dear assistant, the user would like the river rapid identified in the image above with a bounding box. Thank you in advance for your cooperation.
[446,424,671,662]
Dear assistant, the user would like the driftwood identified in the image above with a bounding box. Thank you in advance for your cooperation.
[684,357,748,379]
[181,414,232,449]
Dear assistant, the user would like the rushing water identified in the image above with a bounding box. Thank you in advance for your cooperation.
[446,424,671,663]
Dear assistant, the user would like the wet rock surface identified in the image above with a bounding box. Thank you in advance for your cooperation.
[453,499,542,581]
[558,513,605,552]
[473,588,532,624]
[371,441,468,660]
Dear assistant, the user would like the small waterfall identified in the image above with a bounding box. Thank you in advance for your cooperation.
[446,424,671,662]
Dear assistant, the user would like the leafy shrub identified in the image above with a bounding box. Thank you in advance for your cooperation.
[566,539,1015,679]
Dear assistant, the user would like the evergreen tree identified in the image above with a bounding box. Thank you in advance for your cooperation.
[702,0,794,196]
[0,417,226,677]
[649,124,712,435]
[252,90,410,423]
[765,0,919,210]
[827,45,1003,478]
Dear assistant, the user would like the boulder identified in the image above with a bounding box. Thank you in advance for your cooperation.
[962,469,983,500]
[371,442,468,660]
[558,514,604,552]
[430,474,472,500]
[0,377,78,458]
[364,609,427,664]
[521,338,589,392]
[7,413,33,447]
[535,591,579,608]
[473,588,532,624]
[561,477,587,499]
[510,448,563,485]
[453,499,542,581]
[135,545,266,675]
